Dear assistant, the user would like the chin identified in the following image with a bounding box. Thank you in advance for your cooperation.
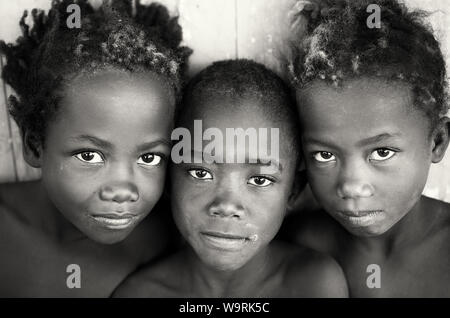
[202,256,248,272]
[344,224,390,238]
[87,230,131,245]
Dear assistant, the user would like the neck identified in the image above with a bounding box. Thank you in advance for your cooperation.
[186,245,273,297]
[353,196,433,255]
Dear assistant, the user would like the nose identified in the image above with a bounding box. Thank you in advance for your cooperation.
[99,163,139,203]
[208,189,245,219]
[336,162,374,199]
[100,182,139,203]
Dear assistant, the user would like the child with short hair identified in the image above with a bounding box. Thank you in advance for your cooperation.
[286,0,450,297]
[0,0,190,297]
[113,59,348,298]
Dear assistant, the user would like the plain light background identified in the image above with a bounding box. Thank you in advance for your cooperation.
[0,0,449,203]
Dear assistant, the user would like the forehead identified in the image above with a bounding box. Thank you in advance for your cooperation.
[66,70,173,105]
[183,96,294,157]
[193,97,268,127]
[53,70,174,140]
[296,78,430,143]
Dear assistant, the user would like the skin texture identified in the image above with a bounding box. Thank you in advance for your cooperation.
[290,77,450,297]
[0,69,175,296]
[38,70,173,244]
[114,97,348,298]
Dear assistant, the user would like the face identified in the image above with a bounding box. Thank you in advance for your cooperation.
[171,98,297,271]
[38,70,173,244]
[297,78,435,237]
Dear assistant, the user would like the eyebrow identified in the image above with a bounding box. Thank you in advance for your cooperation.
[304,133,401,149]
[71,135,171,152]
[137,139,171,152]
[251,158,283,173]
[191,150,283,172]
[69,135,113,150]
[356,133,401,147]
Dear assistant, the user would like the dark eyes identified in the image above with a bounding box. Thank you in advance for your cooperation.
[313,151,336,163]
[188,168,274,187]
[137,154,162,166]
[247,176,274,187]
[312,148,397,163]
[74,151,103,164]
[74,151,163,166]
[188,169,213,180]
[368,149,396,161]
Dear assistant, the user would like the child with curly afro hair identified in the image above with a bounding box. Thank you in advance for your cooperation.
[286,0,450,297]
[0,0,190,297]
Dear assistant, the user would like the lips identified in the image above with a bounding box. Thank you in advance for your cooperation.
[90,213,138,230]
[337,210,383,217]
[336,210,385,227]
[200,231,254,251]
[203,231,248,240]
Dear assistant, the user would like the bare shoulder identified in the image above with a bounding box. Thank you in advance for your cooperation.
[424,195,450,213]
[112,250,186,298]
[0,180,42,226]
[284,208,346,257]
[277,242,348,297]
[422,196,450,236]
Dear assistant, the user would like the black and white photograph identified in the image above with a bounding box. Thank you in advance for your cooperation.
[0,0,449,306]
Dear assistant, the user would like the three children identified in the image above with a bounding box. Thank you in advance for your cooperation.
[113,59,348,297]
[1,0,449,298]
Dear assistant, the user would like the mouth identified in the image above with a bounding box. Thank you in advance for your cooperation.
[336,210,384,227]
[90,213,138,230]
[200,231,256,251]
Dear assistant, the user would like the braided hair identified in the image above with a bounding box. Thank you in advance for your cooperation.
[287,0,448,126]
[0,0,192,144]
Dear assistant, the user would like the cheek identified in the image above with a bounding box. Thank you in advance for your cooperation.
[172,201,201,243]
[376,158,430,208]
[137,168,167,206]
[171,176,208,238]
[306,168,337,202]
[249,190,287,241]
[41,159,98,210]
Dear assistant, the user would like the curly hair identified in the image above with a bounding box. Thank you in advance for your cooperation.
[287,0,448,125]
[0,0,192,144]
[180,59,301,159]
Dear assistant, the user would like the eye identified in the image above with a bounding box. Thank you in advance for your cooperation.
[369,148,396,161]
[313,151,336,163]
[248,176,274,187]
[137,153,162,166]
[74,151,104,164]
[188,169,213,180]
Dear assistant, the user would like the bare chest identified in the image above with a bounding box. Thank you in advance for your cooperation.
[0,217,139,297]
[340,244,450,297]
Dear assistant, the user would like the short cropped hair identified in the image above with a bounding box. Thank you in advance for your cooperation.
[180,59,301,160]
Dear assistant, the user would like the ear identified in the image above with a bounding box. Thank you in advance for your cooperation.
[431,117,450,164]
[22,130,43,168]
[287,163,308,211]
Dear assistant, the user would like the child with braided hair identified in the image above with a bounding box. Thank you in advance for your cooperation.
[0,0,190,297]
[286,0,450,297]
